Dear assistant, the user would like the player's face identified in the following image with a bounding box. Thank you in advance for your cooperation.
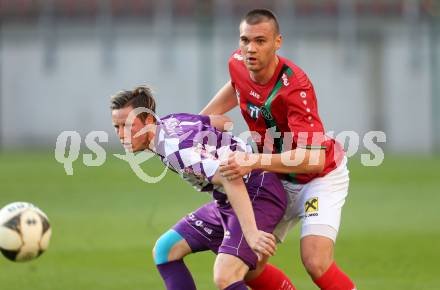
[111,106,151,152]
[239,21,282,72]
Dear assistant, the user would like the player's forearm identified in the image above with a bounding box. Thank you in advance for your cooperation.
[253,149,325,174]
[209,115,234,132]
[221,178,258,237]
[200,81,237,115]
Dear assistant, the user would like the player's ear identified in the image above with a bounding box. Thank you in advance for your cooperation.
[275,34,282,51]
[145,114,155,125]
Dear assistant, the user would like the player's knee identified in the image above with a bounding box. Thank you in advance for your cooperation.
[213,272,238,290]
[153,229,186,265]
[300,234,334,279]
[301,255,331,279]
[213,257,248,289]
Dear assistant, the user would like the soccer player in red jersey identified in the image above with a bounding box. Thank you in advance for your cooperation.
[201,9,356,290]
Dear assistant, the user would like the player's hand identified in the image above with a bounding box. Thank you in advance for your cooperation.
[219,152,258,180]
[246,230,277,261]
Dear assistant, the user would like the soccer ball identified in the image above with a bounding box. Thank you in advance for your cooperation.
[0,202,52,262]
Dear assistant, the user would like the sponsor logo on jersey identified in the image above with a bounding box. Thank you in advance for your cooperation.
[305,197,318,213]
[282,73,290,86]
[249,90,261,99]
[247,102,260,120]
[233,53,243,61]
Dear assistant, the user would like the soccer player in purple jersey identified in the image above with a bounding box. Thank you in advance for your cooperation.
[110,86,290,290]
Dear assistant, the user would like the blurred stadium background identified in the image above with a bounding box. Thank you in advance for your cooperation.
[0,1,439,290]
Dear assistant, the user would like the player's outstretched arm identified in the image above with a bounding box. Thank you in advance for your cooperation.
[219,149,326,180]
[211,171,276,259]
[200,81,237,115]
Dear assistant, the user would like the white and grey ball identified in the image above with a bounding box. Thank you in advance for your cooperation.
[0,202,52,262]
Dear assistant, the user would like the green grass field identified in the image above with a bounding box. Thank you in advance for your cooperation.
[0,151,439,290]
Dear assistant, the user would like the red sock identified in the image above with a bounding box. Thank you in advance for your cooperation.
[314,262,356,290]
[246,264,296,290]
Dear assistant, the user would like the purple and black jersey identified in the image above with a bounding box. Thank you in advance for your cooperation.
[153,114,287,269]
[154,113,250,202]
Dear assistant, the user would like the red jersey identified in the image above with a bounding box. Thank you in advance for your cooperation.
[229,50,344,184]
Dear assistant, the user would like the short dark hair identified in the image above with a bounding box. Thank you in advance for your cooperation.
[110,85,156,122]
[241,8,280,34]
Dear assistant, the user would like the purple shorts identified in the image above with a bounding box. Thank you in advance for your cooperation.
[173,170,287,270]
